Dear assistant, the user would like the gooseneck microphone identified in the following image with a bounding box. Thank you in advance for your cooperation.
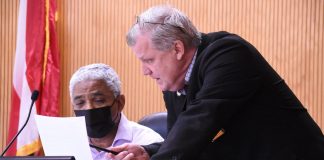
[0,90,40,157]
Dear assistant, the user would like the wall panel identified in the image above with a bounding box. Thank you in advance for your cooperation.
[0,0,18,153]
[1,0,323,151]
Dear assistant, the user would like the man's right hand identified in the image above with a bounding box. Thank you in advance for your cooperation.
[107,143,150,160]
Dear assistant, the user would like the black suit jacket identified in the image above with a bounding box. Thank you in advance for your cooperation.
[144,32,324,160]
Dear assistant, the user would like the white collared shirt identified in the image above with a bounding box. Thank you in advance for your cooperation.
[91,113,164,160]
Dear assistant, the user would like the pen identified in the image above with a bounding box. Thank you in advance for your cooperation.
[89,144,119,155]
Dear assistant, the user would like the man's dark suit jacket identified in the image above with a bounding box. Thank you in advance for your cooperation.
[144,31,324,160]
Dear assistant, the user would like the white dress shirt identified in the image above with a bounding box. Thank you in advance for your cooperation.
[91,113,164,160]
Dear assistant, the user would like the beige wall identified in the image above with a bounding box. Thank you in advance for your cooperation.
[1,0,323,151]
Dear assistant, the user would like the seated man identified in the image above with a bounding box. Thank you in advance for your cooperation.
[69,63,164,160]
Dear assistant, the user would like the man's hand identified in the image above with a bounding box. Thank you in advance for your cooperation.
[107,143,149,160]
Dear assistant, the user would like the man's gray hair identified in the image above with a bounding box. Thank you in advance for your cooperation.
[69,63,121,98]
[126,5,201,51]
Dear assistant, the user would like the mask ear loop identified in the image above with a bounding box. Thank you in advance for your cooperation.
[110,112,121,130]
[112,112,120,122]
[110,97,121,125]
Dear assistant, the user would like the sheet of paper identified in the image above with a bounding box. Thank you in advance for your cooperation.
[35,115,93,160]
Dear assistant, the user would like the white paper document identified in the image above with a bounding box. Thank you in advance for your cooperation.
[35,115,93,160]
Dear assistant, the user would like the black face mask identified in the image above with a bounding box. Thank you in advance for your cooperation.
[74,105,117,138]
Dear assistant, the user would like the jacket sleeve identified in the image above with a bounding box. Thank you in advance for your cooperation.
[151,36,263,160]
[141,142,162,157]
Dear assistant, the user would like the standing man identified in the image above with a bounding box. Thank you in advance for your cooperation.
[69,63,164,160]
[109,5,324,160]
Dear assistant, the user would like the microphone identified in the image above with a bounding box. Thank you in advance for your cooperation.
[1,90,40,157]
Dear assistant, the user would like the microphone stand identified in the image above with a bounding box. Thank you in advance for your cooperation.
[0,90,39,157]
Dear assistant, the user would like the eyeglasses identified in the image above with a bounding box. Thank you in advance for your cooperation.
[135,16,188,35]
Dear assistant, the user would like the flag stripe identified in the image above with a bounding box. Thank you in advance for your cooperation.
[40,0,60,116]
[26,0,45,91]
[6,0,28,155]
[6,88,21,155]
[16,75,36,156]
